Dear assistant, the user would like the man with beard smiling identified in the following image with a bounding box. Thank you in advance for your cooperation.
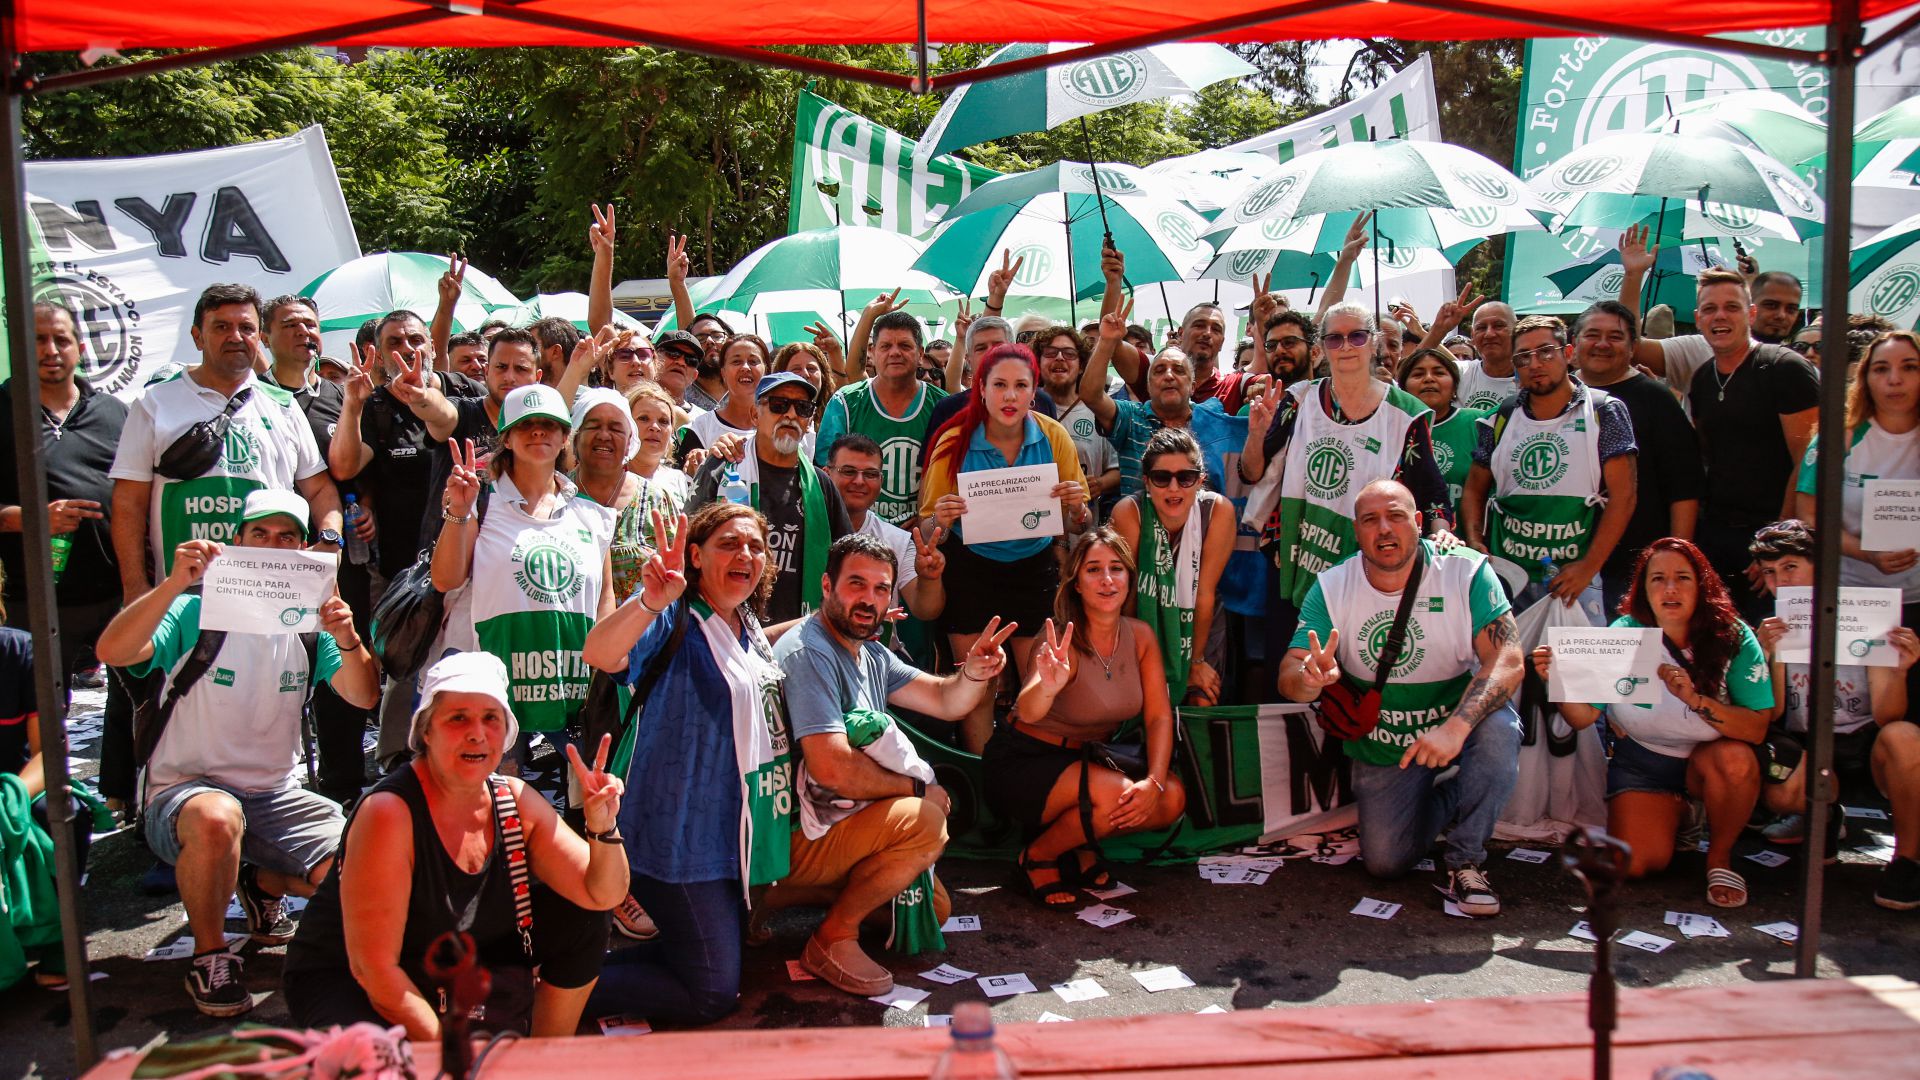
[769,533,1014,996]
[688,372,851,629]
[1281,479,1524,913]
[1617,253,1820,618]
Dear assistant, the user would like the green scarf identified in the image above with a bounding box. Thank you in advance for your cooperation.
[1134,500,1196,703]
[750,459,829,613]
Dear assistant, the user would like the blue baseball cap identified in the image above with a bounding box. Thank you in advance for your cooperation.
[755,371,815,401]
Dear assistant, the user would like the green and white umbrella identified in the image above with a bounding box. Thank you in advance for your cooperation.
[690,225,957,328]
[1855,137,1920,193]
[1198,241,1457,292]
[1851,212,1920,330]
[1546,242,1732,309]
[913,43,1255,163]
[1528,132,1825,241]
[1207,140,1558,238]
[501,292,646,333]
[1146,149,1281,213]
[913,171,1216,306]
[301,251,519,358]
[1651,90,1828,173]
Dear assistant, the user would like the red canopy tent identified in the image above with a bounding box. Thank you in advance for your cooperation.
[3,0,1916,1068]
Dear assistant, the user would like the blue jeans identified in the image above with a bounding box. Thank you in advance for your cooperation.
[1352,703,1522,877]
[587,875,743,1026]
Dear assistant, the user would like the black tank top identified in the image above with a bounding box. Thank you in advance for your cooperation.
[285,765,529,993]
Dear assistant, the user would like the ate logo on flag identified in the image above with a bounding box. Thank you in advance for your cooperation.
[1868,265,1920,317]
[1060,53,1148,107]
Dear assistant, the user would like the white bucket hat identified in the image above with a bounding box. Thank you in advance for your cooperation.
[408,651,519,756]
[569,386,641,464]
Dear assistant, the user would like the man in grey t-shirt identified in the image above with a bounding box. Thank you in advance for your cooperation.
[768,533,1013,998]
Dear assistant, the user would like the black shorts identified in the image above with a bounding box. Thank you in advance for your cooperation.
[938,536,1059,637]
[982,727,1085,831]
[1757,725,1881,794]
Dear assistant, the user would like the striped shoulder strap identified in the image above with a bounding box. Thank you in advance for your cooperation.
[489,777,534,960]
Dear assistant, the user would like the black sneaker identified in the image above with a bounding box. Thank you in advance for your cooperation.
[1875,856,1920,911]
[236,865,296,944]
[185,949,252,1017]
[1448,866,1501,917]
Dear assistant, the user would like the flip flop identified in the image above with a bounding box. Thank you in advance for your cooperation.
[1706,866,1749,909]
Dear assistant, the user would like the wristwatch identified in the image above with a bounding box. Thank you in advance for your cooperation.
[586,826,624,844]
[911,777,928,799]
[317,528,344,550]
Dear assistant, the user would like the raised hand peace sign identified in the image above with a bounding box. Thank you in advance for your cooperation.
[443,439,484,519]
[1247,377,1284,436]
[566,733,625,835]
[1432,282,1486,335]
[987,248,1024,305]
[1341,211,1373,259]
[589,203,617,259]
[344,349,377,407]
[1299,629,1343,690]
[386,348,431,406]
[639,509,689,612]
[438,253,468,306]
[961,616,1019,683]
[665,233,691,284]
[912,525,946,582]
[1099,297,1135,342]
[863,286,907,321]
[1031,618,1076,696]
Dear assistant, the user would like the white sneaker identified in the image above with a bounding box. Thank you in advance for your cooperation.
[1448,866,1501,917]
[613,894,658,941]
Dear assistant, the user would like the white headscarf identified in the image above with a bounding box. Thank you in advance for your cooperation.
[570,387,641,464]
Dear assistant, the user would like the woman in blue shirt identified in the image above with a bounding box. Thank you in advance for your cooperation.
[580,501,793,1025]
[920,344,1091,753]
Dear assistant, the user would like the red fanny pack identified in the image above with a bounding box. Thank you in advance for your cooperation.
[1312,547,1425,742]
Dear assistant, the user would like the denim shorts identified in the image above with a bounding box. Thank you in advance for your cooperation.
[1605,736,1691,798]
[145,779,344,878]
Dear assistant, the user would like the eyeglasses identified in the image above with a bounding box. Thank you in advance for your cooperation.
[762,397,819,418]
[1785,340,1817,355]
[1038,346,1079,360]
[692,329,729,342]
[1266,335,1307,353]
[1015,330,1040,344]
[1512,344,1565,366]
[833,466,882,482]
[1146,468,1203,489]
[1319,330,1373,349]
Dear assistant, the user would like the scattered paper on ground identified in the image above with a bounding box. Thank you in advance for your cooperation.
[1051,977,1108,1003]
[785,960,817,982]
[1076,904,1136,928]
[1755,921,1800,943]
[1617,930,1674,953]
[1087,881,1138,900]
[919,963,976,985]
[1746,850,1790,868]
[1506,848,1551,864]
[870,985,931,1011]
[596,1014,651,1037]
[977,973,1037,998]
[1132,966,1196,992]
[1351,898,1401,920]
[1037,1011,1075,1022]
[940,915,982,932]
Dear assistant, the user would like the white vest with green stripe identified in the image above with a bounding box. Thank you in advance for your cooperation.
[1316,541,1490,766]
[465,476,614,732]
[1484,387,1607,582]
[1275,380,1429,607]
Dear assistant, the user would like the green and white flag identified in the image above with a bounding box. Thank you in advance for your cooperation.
[788,89,1000,239]
[1224,54,1441,162]
[1852,212,1920,329]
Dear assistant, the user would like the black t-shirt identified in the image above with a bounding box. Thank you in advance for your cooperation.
[688,452,852,624]
[1591,371,1707,576]
[1686,344,1819,529]
[421,393,501,551]
[355,389,437,575]
[0,378,128,605]
[0,626,33,776]
[279,375,345,458]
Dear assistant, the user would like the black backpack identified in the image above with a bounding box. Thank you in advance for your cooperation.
[133,628,319,769]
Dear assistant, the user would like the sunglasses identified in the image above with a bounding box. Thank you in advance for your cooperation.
[611,348,654,363]
[763,397,820,418]
[1785,340,1817,355]
[1320,330,1373,349]
[1146,468,1203,489]
[1015,330,1041,344]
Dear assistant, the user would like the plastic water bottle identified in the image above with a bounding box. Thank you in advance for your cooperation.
[342,495,371,565]
[722,465,751,507]
[49,533,71,584]
[929,1002,1017,1079]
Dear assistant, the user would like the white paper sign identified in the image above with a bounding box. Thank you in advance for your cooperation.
[786,959,818,982]
[1076,904,1136,928]
[1569,921,1598,942]
[1195,1004,1231,1014]
[1442,900,1472,919]
[1087,881,1138,901]
[1051,977,1109,1003]
[919,963,976,985]
[926,1014,953,1028]
[1664,912,1730,939]
[1861,480,1920,552]
[940,915,982,932]
[1843,805,1891,820]
[1131,966,1196,992]
[977,973,1037,998]
[1506,848,1552,864]
[870,985,931,1011]
[1754,921,1800,943]
[1617,930,1674,953]
[199,548,339,635]
[1547,627,1664,704]
[596,1014,652,1036]
[1351,898,1401,920]
[1746,849,1791,868]
[1037,1012,1076,1023]
[1775,586,1904,667]
[957,462,1062,545]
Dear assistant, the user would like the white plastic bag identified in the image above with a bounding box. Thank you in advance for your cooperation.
[1494,588,1610,843]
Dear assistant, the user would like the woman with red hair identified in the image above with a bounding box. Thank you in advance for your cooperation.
[1531,538,1772,908]
[919,344,1090,753]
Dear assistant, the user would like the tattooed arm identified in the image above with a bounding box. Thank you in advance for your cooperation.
[1398,611,1524,770]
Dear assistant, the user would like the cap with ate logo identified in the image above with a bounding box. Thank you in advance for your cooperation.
[497,383,573,436]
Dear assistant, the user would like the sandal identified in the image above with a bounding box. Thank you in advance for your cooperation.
[1015,848,1084,910]
[1706,866,1749,909]
[1068,847,1116,890]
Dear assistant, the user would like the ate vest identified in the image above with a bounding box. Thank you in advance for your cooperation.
[1314,541,1494,766]
[836,380,944,525]
[464,476,613,732]
[1484,388,1609,583]
[1274,381,1428,608]
[1430,406,1488,514]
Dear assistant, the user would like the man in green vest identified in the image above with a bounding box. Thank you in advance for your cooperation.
[1460,315,1639,606]
[813,310,946,526]
[688,372,852,632]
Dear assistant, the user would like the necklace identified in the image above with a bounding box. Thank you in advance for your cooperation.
[1090,625,1123,680]
[1710,358,1743,402]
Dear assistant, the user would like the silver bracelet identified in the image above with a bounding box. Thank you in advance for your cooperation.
[441,506,472,525]
[636,592,666,615]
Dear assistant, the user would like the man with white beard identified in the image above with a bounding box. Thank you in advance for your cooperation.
[687,372,852,629]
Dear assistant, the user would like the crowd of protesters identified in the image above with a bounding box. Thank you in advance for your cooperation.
[2,206,1916,1035]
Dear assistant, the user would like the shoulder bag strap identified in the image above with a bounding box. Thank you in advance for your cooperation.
[1369,547,1427,693]
[488,778,535,961]
[135,628,228,767]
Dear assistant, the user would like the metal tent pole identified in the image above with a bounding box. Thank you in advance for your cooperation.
[0,21,97,1066]
[1797,0,1859,979]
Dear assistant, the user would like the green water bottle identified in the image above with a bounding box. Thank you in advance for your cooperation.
[49,533,71,584]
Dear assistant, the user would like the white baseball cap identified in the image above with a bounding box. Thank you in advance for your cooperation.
[408,651,519,756]
[239,489,311,539]
[497,383,572,437]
